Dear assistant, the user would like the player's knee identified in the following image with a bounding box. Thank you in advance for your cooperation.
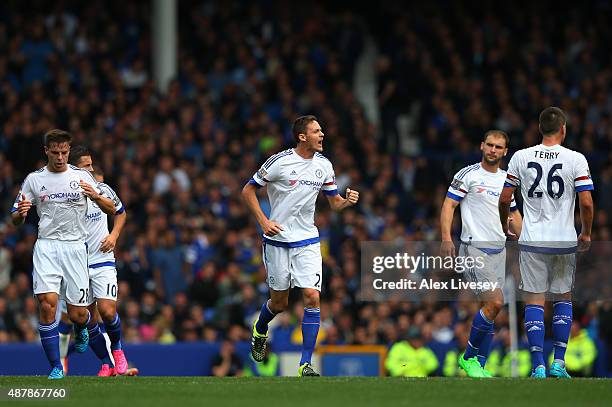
[69,307,89,325]
[39,301,56,320]
[302,289,320,308]
[98,305,116,322]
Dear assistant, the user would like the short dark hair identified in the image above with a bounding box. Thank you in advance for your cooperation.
[69,145,91,166]
[292,115,318,143]
[483,130,509,148]
[44,129,72,147]
[539,107,567,136]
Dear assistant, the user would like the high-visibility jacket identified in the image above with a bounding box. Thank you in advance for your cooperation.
[548,329,597,376]
[243,353,280,377]
[488,349,532,377]
[385,341,439,377]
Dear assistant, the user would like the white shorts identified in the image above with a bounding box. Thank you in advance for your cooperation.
[458,244,506,295]
[262,242,322,291]
[88,266,118,304]
[33,239,90,306]
[519,249,576,294]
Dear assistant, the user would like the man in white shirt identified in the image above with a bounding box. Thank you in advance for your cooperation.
[500,107,594,378]
[11,130,115,379]
[57,146,130,377]
[440,130,522,377]
[242,115,359,376]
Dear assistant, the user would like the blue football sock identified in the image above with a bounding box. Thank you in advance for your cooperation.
[477,329,494,368]
[525,304,545,370]
[58,320,72,335]
[300,308,320,366]
[87,320,113,366]
[39,321,62,369]
[464,309,494,360]
[104,313,123,351]
[255,300,277,335]
[552,301,572,367]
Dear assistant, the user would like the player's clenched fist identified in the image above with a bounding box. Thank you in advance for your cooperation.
[345,188,359,205]
[17,194,32,218]
[262,219,284,237]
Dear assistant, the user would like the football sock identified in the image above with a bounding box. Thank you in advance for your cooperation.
[58,320,72,335]
[104,313,123,351]
[477,328,494,368]
[464,309,493,360]
[300,308,320,365]
[525,304,545,370]
[87,319,113,366]
[39,321,62,369]
[552,301,572,367]
[255,300,277,335]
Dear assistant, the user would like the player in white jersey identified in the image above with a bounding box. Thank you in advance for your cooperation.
[243,115,359,376]
[500,107,594,378]
[440,130,522,378]
[11,130,116,379]
[56,146,130,377]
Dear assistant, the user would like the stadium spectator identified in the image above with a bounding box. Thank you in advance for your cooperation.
[243,347,279,377]
[211,340,244,377]
[552,320,597,377]
[385,326,439,377]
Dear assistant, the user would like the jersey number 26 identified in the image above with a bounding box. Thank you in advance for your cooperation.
[527,162,564,199]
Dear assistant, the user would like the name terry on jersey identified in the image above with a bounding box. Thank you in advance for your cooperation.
[533,151,560,159]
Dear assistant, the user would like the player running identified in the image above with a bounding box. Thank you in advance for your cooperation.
[243,115,359,376]
[57,146,129,376]
[500,107,594,378]
[441,130,522,378]
[11,130,115,379]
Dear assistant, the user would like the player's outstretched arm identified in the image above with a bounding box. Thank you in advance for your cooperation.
[326,188,359,211]
[440,196,459,256]
[577,190,594,251]
[498,185,516,236]
[100,210,127,253]
[241,183,283,236]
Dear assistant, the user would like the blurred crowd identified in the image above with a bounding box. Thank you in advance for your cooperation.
[0,1,610,376]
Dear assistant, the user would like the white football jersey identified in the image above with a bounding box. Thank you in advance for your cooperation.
[86,182,124,268]
[12,165,101,241]
[447,163,517,250]
[505,144,594,250]
[250,149,338,247]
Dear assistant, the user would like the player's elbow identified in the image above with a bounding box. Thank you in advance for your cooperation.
[329,196,342,211]
[578,192,594,211]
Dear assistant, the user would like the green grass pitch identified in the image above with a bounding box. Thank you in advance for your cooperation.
[0,377,610,407]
